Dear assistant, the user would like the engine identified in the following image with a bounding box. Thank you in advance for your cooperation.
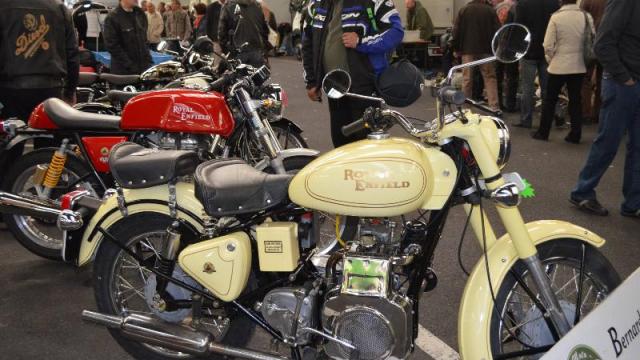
[260,218,420,360]
[145,132,216,157]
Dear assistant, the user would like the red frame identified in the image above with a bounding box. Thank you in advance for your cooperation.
[81,136,128,173]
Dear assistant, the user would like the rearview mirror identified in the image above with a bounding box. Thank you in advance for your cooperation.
[157,41,168,53]
[492,24,531,63]
[322,69,352,99]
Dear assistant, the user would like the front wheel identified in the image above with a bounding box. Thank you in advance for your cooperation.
[489,239,621,359]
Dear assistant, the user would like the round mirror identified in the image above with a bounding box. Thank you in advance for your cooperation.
[322,69,352,99]
[188,52,201,65]
[156,40,168,53]
[491,24,531,63]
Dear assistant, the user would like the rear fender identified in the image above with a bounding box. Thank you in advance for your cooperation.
[77,182,205,266]
[457,220,606,359]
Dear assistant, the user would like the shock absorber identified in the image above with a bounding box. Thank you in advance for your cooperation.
[40,139,70,200]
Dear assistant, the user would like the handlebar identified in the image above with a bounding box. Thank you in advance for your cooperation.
[341,118,367,137]
[438,86,465,106]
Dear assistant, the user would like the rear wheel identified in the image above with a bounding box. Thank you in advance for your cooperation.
[93,213,256,360]
[2,149,98,260]
[489,239,620,359]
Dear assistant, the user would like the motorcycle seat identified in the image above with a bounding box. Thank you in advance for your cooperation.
[100,73,140,86]
[78,72,99,86]
[109,142,199,189]
[43,98,121,130]
[106,90,147,104]
[194,159,293,217]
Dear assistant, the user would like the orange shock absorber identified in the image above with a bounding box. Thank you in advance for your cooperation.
[40,139,70,199]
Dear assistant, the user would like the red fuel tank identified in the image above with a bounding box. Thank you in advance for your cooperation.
[120,89,235,136]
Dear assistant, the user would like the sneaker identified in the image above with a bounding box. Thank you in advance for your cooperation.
[621,209,640,218]
[569,197,609,216]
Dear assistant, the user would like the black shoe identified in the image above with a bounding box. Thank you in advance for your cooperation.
[621,209,640,218]
[564,136,580,144]
[570,197,609,216]
[531,132,548,141]
[513,122,532,129]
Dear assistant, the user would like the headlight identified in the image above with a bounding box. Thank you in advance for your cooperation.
[479,116,511,169]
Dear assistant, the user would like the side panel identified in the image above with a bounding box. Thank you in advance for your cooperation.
[288,138,456,217]
[457,220,606,360]
[81,136,128,173]
[178,232,252,302]
[120,89,235,136]
[28,103,58,129]
[77,182,205,266]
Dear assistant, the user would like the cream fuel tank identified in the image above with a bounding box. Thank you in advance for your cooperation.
[288,138,458,217]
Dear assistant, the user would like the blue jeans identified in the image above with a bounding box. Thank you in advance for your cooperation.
[520,59,549,126]
[572,77,640,212]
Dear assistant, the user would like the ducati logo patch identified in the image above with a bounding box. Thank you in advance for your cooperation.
[15,14,50,59]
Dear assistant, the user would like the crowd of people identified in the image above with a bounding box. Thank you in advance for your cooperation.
[0,0,637,217]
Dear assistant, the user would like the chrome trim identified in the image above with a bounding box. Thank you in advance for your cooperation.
[489,116,511,169]
[56,209,84,231]
[368,131,390,140]
[489,182,521,208]
[0,191,62,221]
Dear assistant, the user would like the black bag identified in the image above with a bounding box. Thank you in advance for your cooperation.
[375,59,425,108]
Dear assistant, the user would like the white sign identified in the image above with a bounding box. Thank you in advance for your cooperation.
[86,10,108,38]
[542,268,640,360]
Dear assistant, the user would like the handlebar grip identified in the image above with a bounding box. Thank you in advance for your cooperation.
[438,86,466,106]
[341,118,367,137]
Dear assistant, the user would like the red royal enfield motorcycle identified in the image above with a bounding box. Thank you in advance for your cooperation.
[0,64,316,260]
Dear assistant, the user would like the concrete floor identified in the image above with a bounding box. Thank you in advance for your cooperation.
[0,57,638,359]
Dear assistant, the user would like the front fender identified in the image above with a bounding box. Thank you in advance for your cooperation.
[457,220,605,359]
[77,182,205,266]
[270,117,304,134]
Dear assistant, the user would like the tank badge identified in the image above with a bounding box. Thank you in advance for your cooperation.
[203,262,216,274]
[344,169,410,191]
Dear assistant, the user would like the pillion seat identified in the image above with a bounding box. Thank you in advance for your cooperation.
[194,159,293,217]
[43,98,121,130]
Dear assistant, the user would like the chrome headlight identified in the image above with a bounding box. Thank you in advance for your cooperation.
[492,117,511,169]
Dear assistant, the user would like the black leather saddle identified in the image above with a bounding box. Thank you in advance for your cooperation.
[78,72,99,86]
[100,73,140,86]
[43,98,121,130]
[107,90,146,104]
[109,142,199,189]
[194,159,293,217]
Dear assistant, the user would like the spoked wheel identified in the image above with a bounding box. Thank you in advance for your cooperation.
[238,123,308,165]
[93,214,255,360]
[489,239,621,359]
[2,149,98,260]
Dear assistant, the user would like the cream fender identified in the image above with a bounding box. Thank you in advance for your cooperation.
[77,182,205,266]
[457,220,605,359]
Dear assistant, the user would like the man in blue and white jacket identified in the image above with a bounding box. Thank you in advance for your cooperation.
[302,0,403,146]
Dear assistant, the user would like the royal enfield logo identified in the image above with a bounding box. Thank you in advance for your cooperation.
[567,345,602,360]
[15,14,50,59]
[172,104,212,122]
[344,169,410,192]
[99,147,110,164]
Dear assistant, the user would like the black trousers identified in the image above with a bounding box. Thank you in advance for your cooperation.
[0,87,63,120]
[496,61,519,110]
[539,73,584,140]
[327,96,371,147]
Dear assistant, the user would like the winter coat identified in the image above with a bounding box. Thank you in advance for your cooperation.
[452,0,500,56]
[0,0,79,95]
[407,1,434,41]
[146,11,164,44]
[543,4,594,75]
[218,0,268,53]
[302,0,404,92]
[165,9,192,40]
[103,5,152,75]
[514,0,559,61]
[206,1,223,41]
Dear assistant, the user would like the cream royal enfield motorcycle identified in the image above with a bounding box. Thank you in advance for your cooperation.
[76,25,619,360]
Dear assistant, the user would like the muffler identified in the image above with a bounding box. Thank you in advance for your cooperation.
[82,310,288,360]
[0,191,83,230]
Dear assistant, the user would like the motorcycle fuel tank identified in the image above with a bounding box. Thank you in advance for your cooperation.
[289,138,457,217]
[140,61,185,82]
[120,89,235,136]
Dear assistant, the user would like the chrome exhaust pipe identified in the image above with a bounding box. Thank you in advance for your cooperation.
[82,310,288,360]
[0,191,83,231]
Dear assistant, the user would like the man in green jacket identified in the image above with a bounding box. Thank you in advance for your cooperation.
[406,0,434,41]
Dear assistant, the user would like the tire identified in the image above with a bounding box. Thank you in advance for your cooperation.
[489,239,621,359]
[93,213,256,360]
[270,122,308,149]
[2,148,95,260]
